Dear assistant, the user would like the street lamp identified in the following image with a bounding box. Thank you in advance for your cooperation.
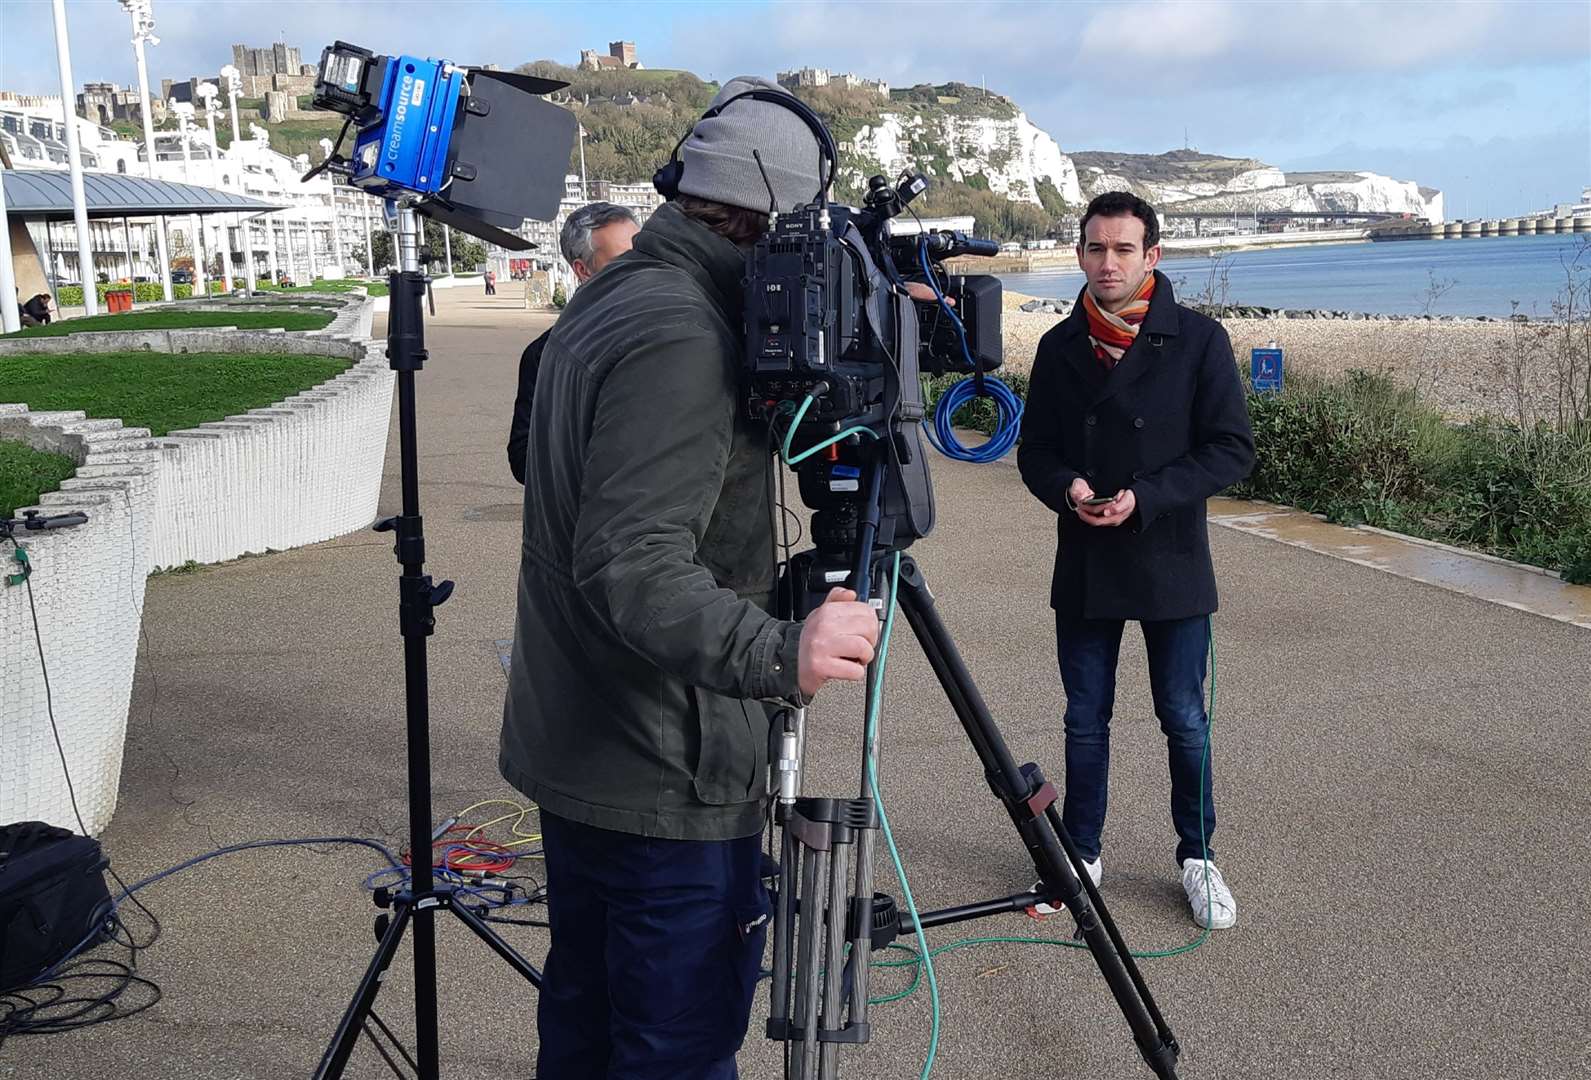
[219,64,242,142]
[119,0,172,302]
[169,101,207,296]
[51,0,97,315]
[197,81,232,291]
[319,137,345,275]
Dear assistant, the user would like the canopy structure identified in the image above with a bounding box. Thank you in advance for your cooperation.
[3,168,285,221]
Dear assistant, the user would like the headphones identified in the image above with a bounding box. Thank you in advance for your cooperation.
[652,87,838,206]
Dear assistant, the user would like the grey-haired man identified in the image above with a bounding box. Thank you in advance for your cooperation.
[506,201,640,483]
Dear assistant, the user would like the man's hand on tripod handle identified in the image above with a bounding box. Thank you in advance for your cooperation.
[797,587,882,698]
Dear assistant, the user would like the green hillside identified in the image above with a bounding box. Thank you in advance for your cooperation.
[512,62,1066,241]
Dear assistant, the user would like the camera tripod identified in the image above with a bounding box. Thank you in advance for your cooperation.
[767,466,1181,1079]
[313,205,541,1080]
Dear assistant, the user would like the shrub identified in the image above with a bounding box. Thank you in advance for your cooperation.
[551,284,567,309]
[57,282,197,305]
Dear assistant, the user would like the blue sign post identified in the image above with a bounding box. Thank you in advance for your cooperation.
[1251,346,1284,393]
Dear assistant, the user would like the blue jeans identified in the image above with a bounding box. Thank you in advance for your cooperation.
[1056,614,1216,867]
[536,812,770,1079]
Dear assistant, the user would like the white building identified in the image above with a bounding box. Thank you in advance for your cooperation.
[1,91,384,287]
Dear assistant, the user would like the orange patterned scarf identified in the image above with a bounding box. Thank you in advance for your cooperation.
[1082,274,1156,370]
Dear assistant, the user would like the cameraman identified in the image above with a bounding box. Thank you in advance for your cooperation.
[500,77,880,1078]
[506,201,639,484]
[1017,191,1254,930]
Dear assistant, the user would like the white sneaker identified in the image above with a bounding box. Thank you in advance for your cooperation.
[1028,857,1102,917]
[1181,859,1237,929]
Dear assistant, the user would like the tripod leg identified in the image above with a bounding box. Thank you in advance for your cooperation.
[795,844,826,1079]
[893,559,1181,1079]
[769,827,799,1044]
[314,902,413,1080]
[817,832,851,1078]
[448,901,544,987]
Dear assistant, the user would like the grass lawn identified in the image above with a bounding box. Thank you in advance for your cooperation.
[5,309,333,338]
[0,440,78,519]
[0,351,352,437]
[260,279,389,297]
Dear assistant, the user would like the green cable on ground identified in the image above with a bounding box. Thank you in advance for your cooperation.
[864,616,1220,1006]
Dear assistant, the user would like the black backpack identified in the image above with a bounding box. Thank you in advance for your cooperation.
[0,821,114,991]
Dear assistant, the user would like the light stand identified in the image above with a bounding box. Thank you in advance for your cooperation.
[312,203,542,1080]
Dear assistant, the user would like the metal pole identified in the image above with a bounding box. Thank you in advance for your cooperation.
[304,216,319,282]
[442,225,452,277]
[201,93,233,292]
[126,1,171,302]
[172,105,206,296]
[578,123,587,199]
[0,169,22,333]
[51,0,98,316]
[238,213,257,296]
[360,192,373,278]
[266,216,280,285]
[122,216,136,285]
[328,182,345,273]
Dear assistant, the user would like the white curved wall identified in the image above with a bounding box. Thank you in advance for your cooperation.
[0,409,158,835]
[0,297,391,832]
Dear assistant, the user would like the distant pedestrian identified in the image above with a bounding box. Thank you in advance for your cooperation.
[484,270,496,295]
[1018,191,1255,930]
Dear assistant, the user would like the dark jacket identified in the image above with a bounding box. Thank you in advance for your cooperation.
[500,202,804,841]
[506,328,549,484]
[1017,271,1254,621]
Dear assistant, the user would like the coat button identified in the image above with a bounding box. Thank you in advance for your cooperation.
[1134,417,1145,428]
[1086,414,1097,426]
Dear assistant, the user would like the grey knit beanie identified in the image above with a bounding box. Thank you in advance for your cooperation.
[676,76,826,214]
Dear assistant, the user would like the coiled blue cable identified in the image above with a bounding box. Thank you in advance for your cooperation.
[916,240,1024,463]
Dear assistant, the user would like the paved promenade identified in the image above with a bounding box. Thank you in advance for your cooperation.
[7,287,1588,1080]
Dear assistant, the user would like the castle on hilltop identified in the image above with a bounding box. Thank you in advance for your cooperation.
[581,42,643,71]
[776,68,888,97]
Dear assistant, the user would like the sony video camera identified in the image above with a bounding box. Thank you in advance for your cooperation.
[744,170,1003,596]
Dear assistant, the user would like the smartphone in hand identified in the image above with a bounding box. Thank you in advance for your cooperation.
[1080,492,1118,506]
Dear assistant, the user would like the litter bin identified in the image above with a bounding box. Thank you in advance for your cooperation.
[105,289,134,314]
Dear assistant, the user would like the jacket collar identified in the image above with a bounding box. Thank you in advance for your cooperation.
[629,201,747,326]
[1059,269,1181,405]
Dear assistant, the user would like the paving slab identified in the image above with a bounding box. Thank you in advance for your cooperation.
[6,287,1588,1080]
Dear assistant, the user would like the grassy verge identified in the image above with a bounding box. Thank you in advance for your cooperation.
[0,352,352,437]
[1230,370,1591,582]
[0,441,77,519]
[4,310,334,338]
[255,279,389,297]
[926,367,1591,583]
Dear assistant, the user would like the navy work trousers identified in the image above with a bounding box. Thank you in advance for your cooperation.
[535,811,769,1079]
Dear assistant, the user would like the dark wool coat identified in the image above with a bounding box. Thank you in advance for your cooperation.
[1018,271,1255,621]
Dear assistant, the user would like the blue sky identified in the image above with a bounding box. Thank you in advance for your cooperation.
[7,0,1588,216]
